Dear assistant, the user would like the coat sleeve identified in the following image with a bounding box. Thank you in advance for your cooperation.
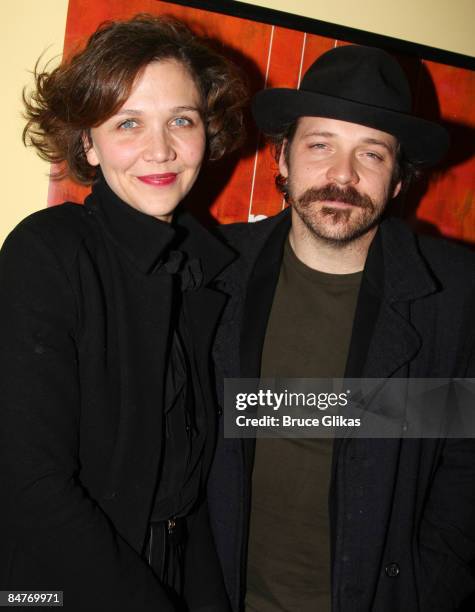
[418,438,475,611]
[417,337,475,611]
[0,223,175,611]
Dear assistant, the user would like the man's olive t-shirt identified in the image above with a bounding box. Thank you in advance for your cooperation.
[246,238,362,611]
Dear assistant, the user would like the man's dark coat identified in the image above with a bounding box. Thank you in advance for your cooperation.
[0,180,233,611]
[209,208,475,612]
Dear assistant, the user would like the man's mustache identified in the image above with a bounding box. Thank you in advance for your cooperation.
[297,184,374,209]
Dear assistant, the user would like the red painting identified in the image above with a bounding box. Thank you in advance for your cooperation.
[48,0,475,245]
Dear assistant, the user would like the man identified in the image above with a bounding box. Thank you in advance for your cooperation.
[208,45,475,612]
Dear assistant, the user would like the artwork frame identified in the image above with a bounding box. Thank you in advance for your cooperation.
[165,0,475,70]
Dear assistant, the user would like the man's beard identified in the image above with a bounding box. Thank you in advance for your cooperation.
[289,183,386,246]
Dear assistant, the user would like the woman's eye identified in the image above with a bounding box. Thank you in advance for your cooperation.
[119,119,138,130]
[172,117,192,127]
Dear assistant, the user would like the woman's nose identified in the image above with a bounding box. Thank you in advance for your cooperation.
[143,128,176,163]
[326,153,359,185]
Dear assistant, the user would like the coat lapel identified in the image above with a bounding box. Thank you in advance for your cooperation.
[332,219,439,610]
[238,211,291,476]
[184,286,229,471]
[176,210,237,473]
[240,211,291,378]
[345,222,432,381]
[100,261,175,550]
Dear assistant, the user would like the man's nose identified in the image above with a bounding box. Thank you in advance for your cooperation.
[143,128,176,163]
[326,153,359,185]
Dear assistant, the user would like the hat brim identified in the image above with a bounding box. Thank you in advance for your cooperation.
[252,88,449,166]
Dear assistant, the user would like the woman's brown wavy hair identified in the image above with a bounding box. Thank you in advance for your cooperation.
[23,14,248,184]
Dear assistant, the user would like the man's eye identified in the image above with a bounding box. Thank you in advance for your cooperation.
[310,142,327,149]
[119,119,138,129]
[365,151,384,161]
[172,117,192,127]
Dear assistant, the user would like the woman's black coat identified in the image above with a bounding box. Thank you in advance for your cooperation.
[0,180,234,611]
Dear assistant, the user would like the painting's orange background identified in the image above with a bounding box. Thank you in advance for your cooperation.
[48,0,475,245]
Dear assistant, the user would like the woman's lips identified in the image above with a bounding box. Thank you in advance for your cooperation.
[137,173,177,186]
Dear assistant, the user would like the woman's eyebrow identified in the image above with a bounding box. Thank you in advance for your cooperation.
[170,105,202,113]
[115,105,202,115]
[115,109,143,116]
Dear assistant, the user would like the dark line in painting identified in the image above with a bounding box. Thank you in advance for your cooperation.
[158,0,475,70]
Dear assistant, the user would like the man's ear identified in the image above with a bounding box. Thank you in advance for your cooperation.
[391,180,402,199]
[82,131,99,166]
[278,139,289,179]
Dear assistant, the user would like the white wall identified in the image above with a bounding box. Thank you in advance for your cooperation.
[2,0,69,244]
[236,0,475,56]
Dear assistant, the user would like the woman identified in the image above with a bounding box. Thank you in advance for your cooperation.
[0,14,246,611]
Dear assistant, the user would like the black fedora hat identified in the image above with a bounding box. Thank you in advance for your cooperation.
[252,45,449,165]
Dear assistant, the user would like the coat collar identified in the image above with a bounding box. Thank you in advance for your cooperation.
[239,209,291,377]
[341,216,438,379]
[368,216,438,303]
[84,175,235,284]
[246,208,438,303]
[240,209,438,379]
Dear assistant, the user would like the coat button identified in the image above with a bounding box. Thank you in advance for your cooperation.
[385,562,400,577]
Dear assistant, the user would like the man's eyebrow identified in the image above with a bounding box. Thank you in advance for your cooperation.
[361,138,395,152]
[303,131,336,138]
